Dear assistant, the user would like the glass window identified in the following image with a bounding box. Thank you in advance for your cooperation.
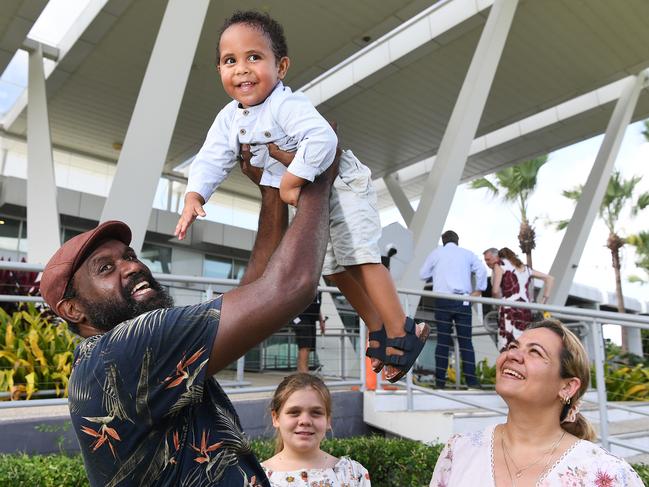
[231,259,247,280]
[0,217,20,252]
[203,256,232,279]
[63,228,83,242]
[140,243,172,274]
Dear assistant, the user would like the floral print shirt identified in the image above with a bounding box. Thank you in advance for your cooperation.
[430,425,643,487]
[68,296,268,487]
[263,456,370,486]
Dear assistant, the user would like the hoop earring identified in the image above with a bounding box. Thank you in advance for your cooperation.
[561,395,571,405]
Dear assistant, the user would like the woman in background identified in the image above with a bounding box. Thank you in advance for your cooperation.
[492,247,554,351]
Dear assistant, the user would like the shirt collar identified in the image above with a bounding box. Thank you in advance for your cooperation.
[236,81,284,112]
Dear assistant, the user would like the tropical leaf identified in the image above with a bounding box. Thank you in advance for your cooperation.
[555,219,570,231]
[0,303,79,400]
[623,383,649,400]
[469,177,499,196]
[633,191,649,214]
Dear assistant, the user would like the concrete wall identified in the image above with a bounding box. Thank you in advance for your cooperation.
[0,391,369,455]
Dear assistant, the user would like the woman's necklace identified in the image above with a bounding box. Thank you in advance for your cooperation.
[500,427,566,483]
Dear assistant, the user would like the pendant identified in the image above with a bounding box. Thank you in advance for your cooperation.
[515,471,523,479]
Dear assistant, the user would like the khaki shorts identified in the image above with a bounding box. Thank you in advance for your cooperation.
[322,150,382,276]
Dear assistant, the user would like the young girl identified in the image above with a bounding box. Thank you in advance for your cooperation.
[262,373,371,486]
[175,10,429,382]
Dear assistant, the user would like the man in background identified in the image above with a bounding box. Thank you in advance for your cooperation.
[419,230,487,389]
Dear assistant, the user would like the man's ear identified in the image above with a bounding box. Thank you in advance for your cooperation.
[277,56,290,80]
[56,298,85,326]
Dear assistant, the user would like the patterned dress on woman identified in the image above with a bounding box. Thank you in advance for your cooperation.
[262,456,371,486]
[497,258,533,351]
[430,425,643,487]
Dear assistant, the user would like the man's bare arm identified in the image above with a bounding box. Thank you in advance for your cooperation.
[237,144,288,286]
[208,151,340,374]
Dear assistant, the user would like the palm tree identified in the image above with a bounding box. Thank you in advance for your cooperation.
[470,156,549,268]
[559,171,649,350]
[627,121,649,283]
[627,231,649,283]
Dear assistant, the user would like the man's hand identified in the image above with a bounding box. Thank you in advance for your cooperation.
[470,291,481,297]
[239,144,263,186]
[175,192,206,240]
[319,314,326,335]
[267,143,296,167]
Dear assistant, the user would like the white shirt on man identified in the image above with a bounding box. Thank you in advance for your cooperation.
[419,242,487,295]
[186,81,337,203]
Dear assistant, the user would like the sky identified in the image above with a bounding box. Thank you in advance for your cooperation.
[380,120,649,305]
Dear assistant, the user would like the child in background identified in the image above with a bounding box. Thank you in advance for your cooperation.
[262,373,371,486]
[175,11,428,382]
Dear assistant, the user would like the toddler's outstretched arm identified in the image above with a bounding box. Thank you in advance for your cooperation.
[175,192,206,240]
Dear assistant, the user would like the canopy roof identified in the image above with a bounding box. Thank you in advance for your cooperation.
[2,0,649,208]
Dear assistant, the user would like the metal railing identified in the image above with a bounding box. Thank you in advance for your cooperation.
[1,261,649,454]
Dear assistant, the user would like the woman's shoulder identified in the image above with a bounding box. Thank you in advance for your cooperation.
[444,425,495,452]
[562,440,643,482]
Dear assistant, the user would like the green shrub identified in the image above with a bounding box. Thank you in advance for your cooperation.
[0,303,79,400]
[0,453,88,486]
[1,443,647,486]
[322,436,443,487]
[255,436,441,486]
[633,463,649,485]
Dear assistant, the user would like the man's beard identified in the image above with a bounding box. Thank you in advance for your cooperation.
[79,271,174,332]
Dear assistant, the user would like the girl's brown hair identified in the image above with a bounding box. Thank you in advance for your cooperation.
[498,247,525,269]
[527,319,596,441]
[270,373,332,453]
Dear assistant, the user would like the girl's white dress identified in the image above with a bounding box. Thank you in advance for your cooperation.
[263,456,371,486]
[430,425,643,486]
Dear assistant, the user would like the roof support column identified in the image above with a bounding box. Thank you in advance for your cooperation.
[398,0,518,302]
[100,0,210,251]
[548,73,646,307]
[26,43,60,265]
[383,173,414,225]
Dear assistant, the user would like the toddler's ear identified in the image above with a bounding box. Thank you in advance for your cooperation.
[277,56,290,79]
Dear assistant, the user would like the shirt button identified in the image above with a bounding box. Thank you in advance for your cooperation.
[264,131,271,138]
[239,128,246,135]
[242,110,249,116]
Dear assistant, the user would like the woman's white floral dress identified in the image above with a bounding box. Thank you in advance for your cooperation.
[430,425,643,487]
[263,456,371,487]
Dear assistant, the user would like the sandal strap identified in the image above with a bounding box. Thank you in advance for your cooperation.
[368,327,386,342]
[366,326,386,361]
[384,318,428,368]
[365,346,384,360]
[384,318,420,352]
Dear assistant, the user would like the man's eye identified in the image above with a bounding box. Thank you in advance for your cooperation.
[99,264,112,273]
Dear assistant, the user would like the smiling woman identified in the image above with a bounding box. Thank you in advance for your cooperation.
[262,374,371,486]
[430,319,643,487]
